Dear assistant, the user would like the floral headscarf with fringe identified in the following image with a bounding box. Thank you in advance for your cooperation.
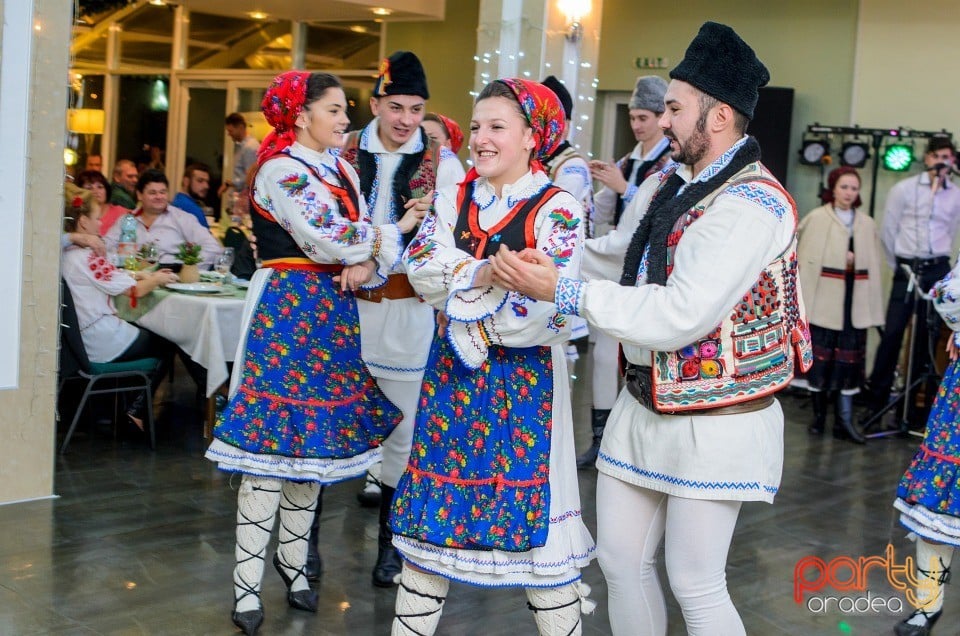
[257,71,312,164]
[496,78,566,164]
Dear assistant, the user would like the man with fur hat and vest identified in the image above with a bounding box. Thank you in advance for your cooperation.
[491,22,811,634]
[306,50,465,590]
[576,75,673,470]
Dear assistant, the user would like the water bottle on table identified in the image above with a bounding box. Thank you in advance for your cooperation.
[117,213,138,269]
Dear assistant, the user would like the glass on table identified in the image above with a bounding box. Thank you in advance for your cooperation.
[215,247,235,285]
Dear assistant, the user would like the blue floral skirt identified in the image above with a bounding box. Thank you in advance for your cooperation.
[894,357,960,546]
[205,268,401,483]
[392,339,553,552]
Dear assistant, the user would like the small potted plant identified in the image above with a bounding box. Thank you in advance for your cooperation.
[176,241,203,283]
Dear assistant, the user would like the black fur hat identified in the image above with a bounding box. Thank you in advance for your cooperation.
[669,22,769,119]
[541,75,573,120]
[373,51,429,100]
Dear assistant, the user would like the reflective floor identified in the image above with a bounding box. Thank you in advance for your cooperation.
[2,349,957,635]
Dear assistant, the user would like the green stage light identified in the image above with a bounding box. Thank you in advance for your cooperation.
[882,144,913,171]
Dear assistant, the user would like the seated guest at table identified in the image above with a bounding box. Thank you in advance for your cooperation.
[110,159,139,210]
[171,163,213,229]
[105,169,223,269]
[61,184,178,428]
[84,153,103,175]
[204,71,421,636]
[75,169,128,235]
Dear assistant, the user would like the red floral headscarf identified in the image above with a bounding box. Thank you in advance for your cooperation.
[435,114,464,154]
[257,71,311,164]
[496,78,566,164]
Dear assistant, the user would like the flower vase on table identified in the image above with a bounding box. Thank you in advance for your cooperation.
[175,241,203,283]
[179,263,200,283]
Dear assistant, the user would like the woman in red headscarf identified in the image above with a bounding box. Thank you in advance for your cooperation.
[422,112,464,155]
[797,166,884,443]
[204,71,423,635]
[389,79,595,636]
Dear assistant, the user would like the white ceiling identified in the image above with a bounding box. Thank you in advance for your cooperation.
[178,0,446,22]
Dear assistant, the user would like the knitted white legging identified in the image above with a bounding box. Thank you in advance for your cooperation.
[596,474,745,635]
[233,474,320,612]
[392,564,584,636]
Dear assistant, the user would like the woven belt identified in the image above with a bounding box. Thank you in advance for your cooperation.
[355,274,418,303]
[624,364,775,415]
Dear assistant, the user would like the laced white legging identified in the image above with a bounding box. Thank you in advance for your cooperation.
[597,474,745,635]
[233,475,319,611]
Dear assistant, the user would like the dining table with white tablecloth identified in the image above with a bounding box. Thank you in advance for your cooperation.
[114,286,247,398]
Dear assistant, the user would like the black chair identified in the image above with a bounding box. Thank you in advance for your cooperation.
[58,278,161,453]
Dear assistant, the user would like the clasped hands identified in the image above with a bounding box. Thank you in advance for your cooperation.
[486,244,558,303]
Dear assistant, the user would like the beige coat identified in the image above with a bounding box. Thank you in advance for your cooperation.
[798,204,885,330]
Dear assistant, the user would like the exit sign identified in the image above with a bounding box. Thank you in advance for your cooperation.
[635,57,668,69]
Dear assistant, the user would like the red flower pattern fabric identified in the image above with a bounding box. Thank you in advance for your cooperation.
[257,71,311,164]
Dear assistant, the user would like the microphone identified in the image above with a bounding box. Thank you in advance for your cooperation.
[928,162,959,175]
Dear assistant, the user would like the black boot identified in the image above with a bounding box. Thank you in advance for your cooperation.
[833,393,865,444]
[577,409,610,469]
[372,485,403,588]
[304,487,323,582]
[808,391,827,435]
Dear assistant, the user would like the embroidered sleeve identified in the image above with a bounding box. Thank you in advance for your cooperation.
[932,268,960,331]
[82,251,136,295]
[555,277,585,316]
[446,191,584,360]
[256,157,397,269]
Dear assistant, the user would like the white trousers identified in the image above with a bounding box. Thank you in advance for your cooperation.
[597,474,745,635]
[591,331,619,410]
[376,376,422,488]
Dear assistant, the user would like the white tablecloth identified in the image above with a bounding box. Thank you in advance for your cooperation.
[134,292,245,397]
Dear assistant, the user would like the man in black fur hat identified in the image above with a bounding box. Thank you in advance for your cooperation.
[491,22,810,634]
[314,50,465,589]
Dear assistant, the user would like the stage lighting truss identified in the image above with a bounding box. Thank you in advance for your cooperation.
[882,143,914,171]
[840,140,870,167]
[799,138,830,166]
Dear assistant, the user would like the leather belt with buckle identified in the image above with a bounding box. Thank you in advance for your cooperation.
[355,274,419,303]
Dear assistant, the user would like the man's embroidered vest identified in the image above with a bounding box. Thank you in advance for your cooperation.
[646,163,813,413]
[339,129,440,207]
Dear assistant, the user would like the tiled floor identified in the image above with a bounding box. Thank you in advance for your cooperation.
[2,351,957,635]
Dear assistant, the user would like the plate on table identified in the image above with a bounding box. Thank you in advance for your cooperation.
[166,282,224,294]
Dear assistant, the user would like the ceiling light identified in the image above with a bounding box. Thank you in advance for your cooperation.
[371,7,393,16]
[149,0,167,5]
[349,25,368,33]
[247,11,268,20]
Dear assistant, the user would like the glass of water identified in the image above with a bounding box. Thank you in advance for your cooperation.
[215,247,235,284]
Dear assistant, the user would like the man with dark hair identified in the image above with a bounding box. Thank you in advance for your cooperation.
[865,136,960,419]
[84,153,103,175]
[492,22,809,634]
[104,169,222,268]
[218,112,259,202]
[110,159,139,210]
[171,163,213,229]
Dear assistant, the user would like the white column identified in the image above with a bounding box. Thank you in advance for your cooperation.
[474,0,601,156]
